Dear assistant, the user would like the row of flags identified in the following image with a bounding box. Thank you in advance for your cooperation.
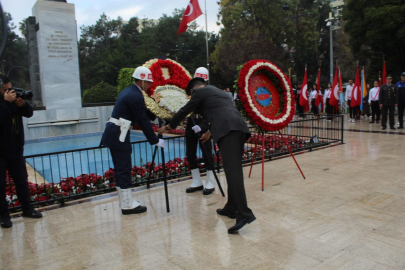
[293,60,388,112]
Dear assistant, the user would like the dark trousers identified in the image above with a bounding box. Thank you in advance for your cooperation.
[311,100,319,115]
[0,150,31,214]
[398,100,405,127]
[370,101,380,122]
[110,149,132,189]
[217,131,254,221]
[326,98,333,120]
[348,100,354,118]
[381,106,395,128]
[186,134,214,170]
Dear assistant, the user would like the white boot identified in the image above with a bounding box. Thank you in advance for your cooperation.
[116,187,121,208]
[119,188,146,215]
[186,168,203,193]
[203,170,216,195]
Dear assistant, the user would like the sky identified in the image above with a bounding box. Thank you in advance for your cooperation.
[3,0,222,37]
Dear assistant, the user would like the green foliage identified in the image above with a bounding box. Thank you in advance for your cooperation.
[343,0,405,80]
[0,13,30,89]
[211,0,333,86]
[82,81,117,104]
[117,68,135,94]
[78,10,215,95]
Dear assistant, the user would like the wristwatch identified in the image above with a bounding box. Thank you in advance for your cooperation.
[165,125,171,130]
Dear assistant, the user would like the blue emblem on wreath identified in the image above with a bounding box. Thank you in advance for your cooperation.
[255,87,272,107]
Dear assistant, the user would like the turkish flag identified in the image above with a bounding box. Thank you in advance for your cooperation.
[329,67,339,107]
[350,65,361,107]
[177,0,203,35]
[382,61,386,85]
[299,68,309,112]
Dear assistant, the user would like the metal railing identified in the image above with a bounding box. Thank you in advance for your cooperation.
[6,115,343,212]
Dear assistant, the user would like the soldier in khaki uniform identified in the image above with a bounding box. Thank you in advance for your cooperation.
[379,75,399,130]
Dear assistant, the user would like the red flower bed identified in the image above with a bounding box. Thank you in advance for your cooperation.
[5,134,323,210]
[132,124,185,135]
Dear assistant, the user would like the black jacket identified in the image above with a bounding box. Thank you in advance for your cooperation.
[379,84,399,106]
[0,99,33,153]
[101,84,159,151]
[170,85,250,144]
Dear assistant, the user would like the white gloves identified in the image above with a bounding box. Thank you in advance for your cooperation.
[192,125,202,133]
[155,139,165,149]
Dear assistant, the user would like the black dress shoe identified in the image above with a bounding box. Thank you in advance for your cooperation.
[376,121,379,124]
[391,126,396,130]
[203,188,215,195]
[382,127,387,130]
[0,213,12,228]
[122,205,147,215]
[369,121,374,123]
[216,209,236,219]
[186,185,203,193]
[22,208,42,219]
[228,216,256,234]
[398,126,404,129]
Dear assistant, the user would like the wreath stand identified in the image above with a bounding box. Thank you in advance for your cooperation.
[146,118,170,213]
[248,130,306,191]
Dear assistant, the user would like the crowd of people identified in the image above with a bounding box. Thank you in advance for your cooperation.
[292,73,405,130]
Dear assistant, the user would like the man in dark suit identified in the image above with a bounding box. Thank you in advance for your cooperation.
[159,78,256,234]
[101,66,165,215]
[379,75,398,130]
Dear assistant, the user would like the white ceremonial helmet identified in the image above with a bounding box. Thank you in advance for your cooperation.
[194,67,209,81]
[132,66,154,82]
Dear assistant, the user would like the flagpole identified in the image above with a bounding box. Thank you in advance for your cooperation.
[204,0,209,84]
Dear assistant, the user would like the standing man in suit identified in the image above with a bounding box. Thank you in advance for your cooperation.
[101,66,165,215]
[379,75,398,130]
[159,78,256,234]
[396,72,405,129]
[185,67,216,195]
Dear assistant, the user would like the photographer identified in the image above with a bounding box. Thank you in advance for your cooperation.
[0,75,42,228]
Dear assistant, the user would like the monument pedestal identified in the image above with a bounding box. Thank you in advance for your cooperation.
[24,1,112,140]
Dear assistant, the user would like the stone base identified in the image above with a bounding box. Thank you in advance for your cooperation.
[24,106,114,140]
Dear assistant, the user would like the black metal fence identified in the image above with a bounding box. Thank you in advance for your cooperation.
[6,115,343,212]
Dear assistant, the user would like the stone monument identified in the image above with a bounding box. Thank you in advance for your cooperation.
[24,0,114,140]
[32,0,81,110]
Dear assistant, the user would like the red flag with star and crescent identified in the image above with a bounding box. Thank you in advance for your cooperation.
[350,65,362,107]
[177,0,203,35]
[329,67,339,107]
[299,67,310,112]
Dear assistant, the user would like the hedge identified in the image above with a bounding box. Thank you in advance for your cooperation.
[82,81,117,104]
[117,68,135,95]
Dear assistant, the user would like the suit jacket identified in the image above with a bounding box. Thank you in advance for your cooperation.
[101,84,159,151]
[170,85,250,144]
[0,100,33,153]
[379,84,398,107]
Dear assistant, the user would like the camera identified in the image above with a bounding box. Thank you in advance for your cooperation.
[8,88,33,100]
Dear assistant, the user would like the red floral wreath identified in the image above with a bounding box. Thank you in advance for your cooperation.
[146,59,191,96]
[237,59,295,131]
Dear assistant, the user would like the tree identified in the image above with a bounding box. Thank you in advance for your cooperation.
[211,0,333,87]
[78,13,123,90]
[343,0,405,81]
[0,13,30,89]
[78,9,214,93]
